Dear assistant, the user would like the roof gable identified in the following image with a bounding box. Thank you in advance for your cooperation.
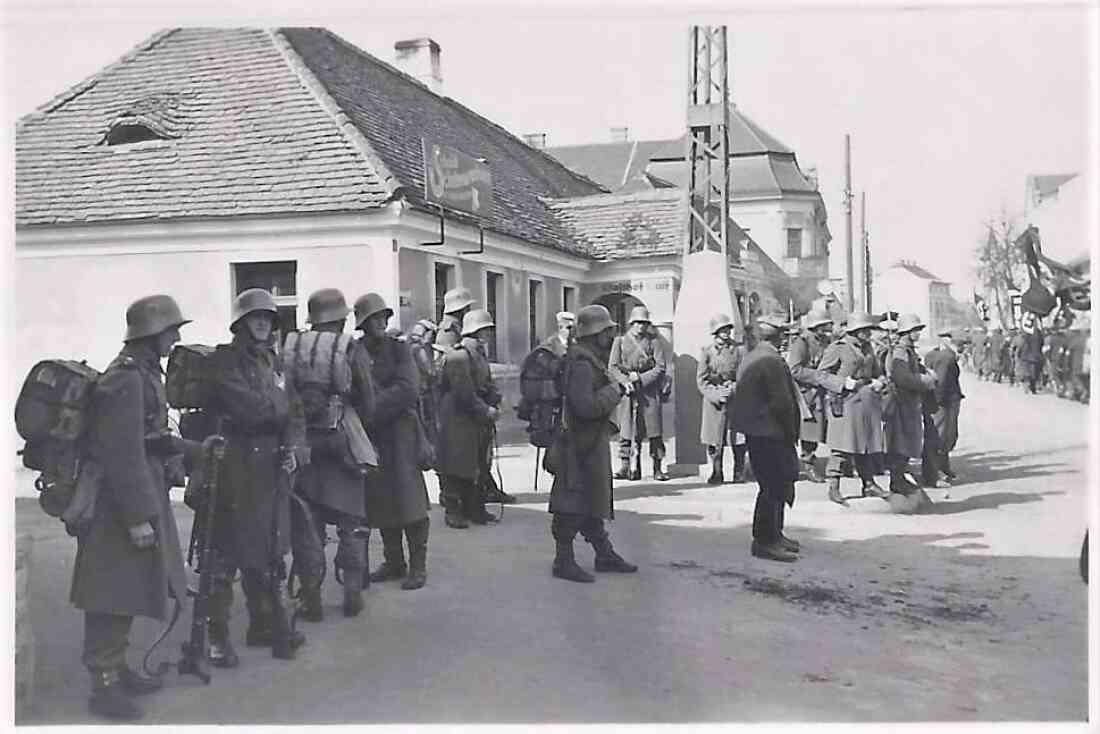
[281,28,606,254]
[545,189,684,261]
[17,28,393,226]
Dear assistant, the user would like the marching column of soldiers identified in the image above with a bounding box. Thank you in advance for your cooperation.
[66,282,996,720]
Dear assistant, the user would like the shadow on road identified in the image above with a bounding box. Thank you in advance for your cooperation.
[952,449,1079,485]
[927,490,1066,515]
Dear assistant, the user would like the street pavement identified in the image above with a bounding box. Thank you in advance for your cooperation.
[14,374,1091,723]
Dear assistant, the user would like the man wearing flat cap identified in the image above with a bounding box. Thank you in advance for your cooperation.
[728,313,804,563]
[924,327,964,483]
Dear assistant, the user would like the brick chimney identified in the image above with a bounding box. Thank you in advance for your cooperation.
[394,38,443,95]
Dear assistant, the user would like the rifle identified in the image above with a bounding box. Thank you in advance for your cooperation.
[179,431,226,685]
[631,393,642,478]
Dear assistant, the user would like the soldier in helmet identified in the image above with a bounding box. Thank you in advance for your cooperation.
[549,305,637,582]
[288,289,376,619]
[204,289,308,661]
[408,319,440,450]
[610,306,671,481]
[439,286,476,344]
[696,313,747,484]
[786,309,853,484]
[73,295,202,720]
[436,309,504,528]
[817,311,890,505]
[727,313,805,563]
[354,294,432,590]
[884,313,938,494]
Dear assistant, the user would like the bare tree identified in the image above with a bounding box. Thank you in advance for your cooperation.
[973,210,1026,328]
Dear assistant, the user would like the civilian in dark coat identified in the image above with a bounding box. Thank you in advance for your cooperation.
[548,305,637,583]
[728,313,804,563]
[356,294,432,591]
[1017,318,1045,394]
[291,289,376,619]
[924,328,965,482]
[885,314,938,494]
[74,295,199,720]
[206,289,307,661]
[435,309,502,528]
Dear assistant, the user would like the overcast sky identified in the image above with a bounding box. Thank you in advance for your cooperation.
[4,0,1095,297]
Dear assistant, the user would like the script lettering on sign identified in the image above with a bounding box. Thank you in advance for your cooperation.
[422,139,494,218]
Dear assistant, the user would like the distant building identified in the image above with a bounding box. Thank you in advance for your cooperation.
[872,261,956,338]
[1024,172,1087,263]
[547,108,832,299]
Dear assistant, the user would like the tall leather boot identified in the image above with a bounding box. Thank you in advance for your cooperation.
[369,529,407,582]
[590,529,638,573]
[242,569,273,648]
[551,514,595,582]
[653,458,670,482]
[88,669,142,721]
[401,518,429,590]
[827,477,848,507]
[441,476,469,529]
[207,570,239,668]
[270,569,303,660]
[732,445,748,483]
[464,480,498,525]
[335,527,365,617]
[706,448,724,485]
[298,577,324,623]
[613,456,631,480]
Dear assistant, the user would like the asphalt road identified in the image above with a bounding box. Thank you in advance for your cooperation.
[14,375,1091,723]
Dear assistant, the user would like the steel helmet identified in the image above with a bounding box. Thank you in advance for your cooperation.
[937,326,954,338]
[878,319,898,332]
[555,311,576,327]
[307,288,350,325]
[575,304,617,338]
[461,309,495,337]
[895,313,927,335]
[353,292,393,329]
[709,313,734,335]
[805,308,832,330]
[443,287,475,315]
[124,294,191,342]
[846,311,876,333]
[628,306,652,325]
[230,288,278,330]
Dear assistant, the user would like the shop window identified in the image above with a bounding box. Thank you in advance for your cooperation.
[786,228,803,259]
[434,262,455,323]
[529,279,543,350]
[486,271,502,361]
[233,261,298,335]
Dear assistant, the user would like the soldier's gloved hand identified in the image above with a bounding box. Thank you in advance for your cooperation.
[869,377,886,391]
[128,522,156,550]
[844,377,858,391]
[281,450,297,475]
[629,371,641,383]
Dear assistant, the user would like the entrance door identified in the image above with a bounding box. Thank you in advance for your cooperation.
[593,293,646,335]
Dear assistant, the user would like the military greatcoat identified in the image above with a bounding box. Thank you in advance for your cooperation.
[297,336,375,520]
[885,342,933,459]
[609,331,669,441]
[362,334,430,529]
[206,334,306,571]
[786,331,848,444]
[71,343,194,621]
[696,340,742,447]
[436,339,497,482]
[549,341,624,519]
[817,335,885,455]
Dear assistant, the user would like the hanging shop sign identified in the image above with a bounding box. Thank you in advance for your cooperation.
[422,138,494,218]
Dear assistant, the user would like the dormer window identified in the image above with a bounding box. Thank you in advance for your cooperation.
[100,91,189,147]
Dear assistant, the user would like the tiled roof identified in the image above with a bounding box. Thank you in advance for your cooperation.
[649,106,793,159]
[280,28,606,255]
[891,261,947,283]
[545,139,675,192]
[646,154,818,198]
[16,28,395,225]
[545,189,684,261]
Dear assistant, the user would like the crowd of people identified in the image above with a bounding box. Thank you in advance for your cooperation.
[51,279,1079,721]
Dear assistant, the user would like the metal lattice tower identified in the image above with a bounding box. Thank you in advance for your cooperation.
[685,26,732,259]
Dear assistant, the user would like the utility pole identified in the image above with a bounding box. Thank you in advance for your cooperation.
[843,134,854,313]
[860,191,869,312]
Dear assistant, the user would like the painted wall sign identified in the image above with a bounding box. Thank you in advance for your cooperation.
[598,277,672,293]
[422,138,494,218]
